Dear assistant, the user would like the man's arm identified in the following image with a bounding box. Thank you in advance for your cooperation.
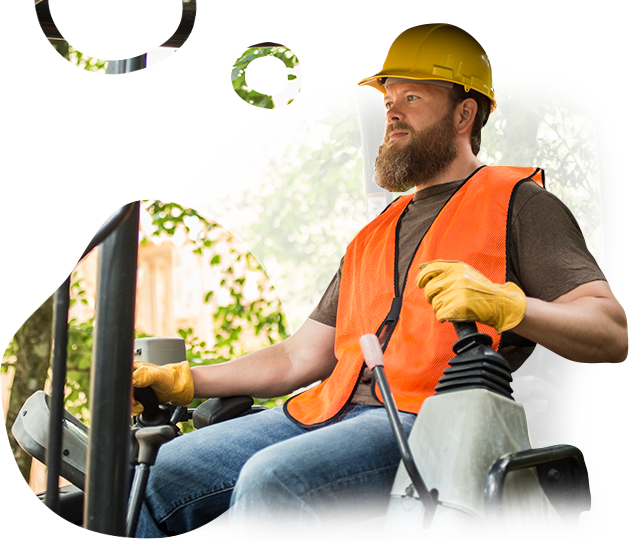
[190,318,338,399]
[417,261,627,365]
[513,280,628,364]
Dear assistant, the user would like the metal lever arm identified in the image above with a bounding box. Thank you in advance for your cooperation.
[359,335,439,520]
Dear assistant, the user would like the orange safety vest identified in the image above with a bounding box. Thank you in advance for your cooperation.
[284,166,545,428]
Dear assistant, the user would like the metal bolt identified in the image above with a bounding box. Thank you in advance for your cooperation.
[547,468,561,481]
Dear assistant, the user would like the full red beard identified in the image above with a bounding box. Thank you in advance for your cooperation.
[374,109,458,193]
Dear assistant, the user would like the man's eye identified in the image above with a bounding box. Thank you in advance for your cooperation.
[385,102,393,109]
[407,95,418,101]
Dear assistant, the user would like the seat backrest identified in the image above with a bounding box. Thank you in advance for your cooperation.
[522,346,593,444]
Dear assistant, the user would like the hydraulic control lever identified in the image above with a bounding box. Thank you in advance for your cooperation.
[133,387,172,427]
[360,334,439,526]
[127,386,179,537]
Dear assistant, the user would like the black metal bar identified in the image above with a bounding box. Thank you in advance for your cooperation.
[107,55,147,75]
[126,464,150,537]
[453,321,478,340]
[592,94,625,300]
[84,202,140,535]
[484,444,590,518]
[350,84,393,221]
[372,365,438,519]
[42,201,132,540]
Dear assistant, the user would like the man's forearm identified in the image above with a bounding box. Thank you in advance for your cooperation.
[190,342,301,399]
[513,281,628,364]
[189,318,338,400]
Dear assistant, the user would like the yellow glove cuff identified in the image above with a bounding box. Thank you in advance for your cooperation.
[132,360,195,407]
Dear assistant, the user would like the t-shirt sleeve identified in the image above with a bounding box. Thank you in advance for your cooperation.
[308,257,343,328]
[508,181,606,302]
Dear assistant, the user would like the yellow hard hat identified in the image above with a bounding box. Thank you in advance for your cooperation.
[358,23,496,112]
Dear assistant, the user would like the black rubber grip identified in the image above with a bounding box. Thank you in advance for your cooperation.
[133,387,171,426]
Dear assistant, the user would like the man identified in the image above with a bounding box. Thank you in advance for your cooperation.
[133,24,627,536]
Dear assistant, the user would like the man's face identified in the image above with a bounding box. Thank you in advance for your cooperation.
[374,82,458,192]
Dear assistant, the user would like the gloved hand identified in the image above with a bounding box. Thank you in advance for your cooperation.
[416,260,527,333]
[131,361,194,415]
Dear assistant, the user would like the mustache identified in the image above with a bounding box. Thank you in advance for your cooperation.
[385,121,416,138]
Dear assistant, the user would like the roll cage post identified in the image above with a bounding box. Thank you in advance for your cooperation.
[46,203,140,535]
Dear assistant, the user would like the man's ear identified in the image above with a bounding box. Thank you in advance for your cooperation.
[455,98,478,135]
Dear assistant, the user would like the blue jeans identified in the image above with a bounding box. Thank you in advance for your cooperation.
[135,404,416,537]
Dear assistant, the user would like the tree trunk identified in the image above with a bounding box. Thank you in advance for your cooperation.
[0,39,70,503]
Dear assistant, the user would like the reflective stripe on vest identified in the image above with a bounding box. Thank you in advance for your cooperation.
[284,166,545,428]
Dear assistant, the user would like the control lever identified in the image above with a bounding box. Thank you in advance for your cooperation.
[133,387,171,427]
[126,386,178,537]
[360,335,439,525]
[126,425,177,536]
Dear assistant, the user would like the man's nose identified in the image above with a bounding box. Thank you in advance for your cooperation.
[386,104,403,123]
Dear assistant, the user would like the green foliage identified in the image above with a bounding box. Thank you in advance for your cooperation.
[231,46,300,109]
[141,200,219,250]
[65,274,95,422]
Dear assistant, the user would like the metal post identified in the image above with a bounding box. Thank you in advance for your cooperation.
[107,55,147,75]
[84,202,139,535]
[355,88,393,222]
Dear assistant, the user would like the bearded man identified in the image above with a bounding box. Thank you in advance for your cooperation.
[132,24,627,537]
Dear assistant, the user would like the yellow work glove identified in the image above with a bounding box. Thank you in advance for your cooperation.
[416,260,527,334]
[131,361,194,415]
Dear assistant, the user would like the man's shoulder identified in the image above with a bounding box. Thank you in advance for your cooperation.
[511,177,575,218]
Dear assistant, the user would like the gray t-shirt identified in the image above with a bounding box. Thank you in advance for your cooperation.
[309,178,605,405]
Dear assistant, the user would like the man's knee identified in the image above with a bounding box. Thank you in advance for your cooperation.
[234,445,308,501]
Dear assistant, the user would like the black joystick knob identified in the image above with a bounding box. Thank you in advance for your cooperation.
[133,387,172,427]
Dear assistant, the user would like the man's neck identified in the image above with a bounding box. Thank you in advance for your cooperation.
[414,152,483,192]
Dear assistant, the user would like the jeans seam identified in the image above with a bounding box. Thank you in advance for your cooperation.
[157,485,234,523]
[307,462,399,497]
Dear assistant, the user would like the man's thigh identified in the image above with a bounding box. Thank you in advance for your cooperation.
[229,405,416,529]
[138,406,304,536]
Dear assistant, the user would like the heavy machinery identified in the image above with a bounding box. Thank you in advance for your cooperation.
[0,0,624,540]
